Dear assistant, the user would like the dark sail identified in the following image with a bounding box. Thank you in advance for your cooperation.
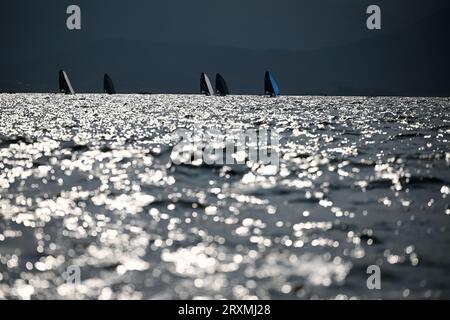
[104,73,116,94]
[200,73,214,96]
[215,73,230,96]
[59,70,75,94]
[264,71,280,97]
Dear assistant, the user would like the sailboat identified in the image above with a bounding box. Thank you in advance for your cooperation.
[200,73,214,96]
[59,70,75,94]
[264,71,280,97]
[215,73,230,96]
[104,73,116,94]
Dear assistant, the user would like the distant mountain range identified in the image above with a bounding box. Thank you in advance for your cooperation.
[1,8,449,96]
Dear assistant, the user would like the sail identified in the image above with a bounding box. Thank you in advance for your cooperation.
[59,70,75,94]
[264,71,280,97]
[215,73,230,96]
[104,73,116,94]
[200,73,214,96]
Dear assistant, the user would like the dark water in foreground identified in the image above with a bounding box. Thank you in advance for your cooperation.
[0,94,449,299]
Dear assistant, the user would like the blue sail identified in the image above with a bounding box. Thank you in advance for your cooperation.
[264,71,280,97]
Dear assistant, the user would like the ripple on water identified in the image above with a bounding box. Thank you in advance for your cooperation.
[0,94,449,299]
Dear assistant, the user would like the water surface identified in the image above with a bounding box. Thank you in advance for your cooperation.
[0,94,449,299]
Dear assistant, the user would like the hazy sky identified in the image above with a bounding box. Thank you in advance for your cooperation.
[0,1,449,95]
[1,0,449,54]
